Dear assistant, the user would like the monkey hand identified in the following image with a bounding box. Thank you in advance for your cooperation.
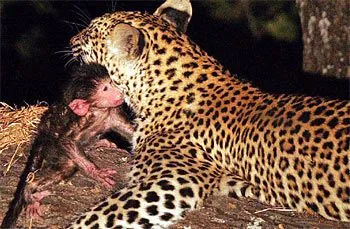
[94,139,117,148]
[26,190,51,220]
[89,167,117,188]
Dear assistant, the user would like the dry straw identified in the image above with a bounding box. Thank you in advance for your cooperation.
[0,102,47,174]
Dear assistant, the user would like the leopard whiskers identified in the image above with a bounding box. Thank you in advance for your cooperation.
[64,56,77,69]
[110,0,118,12]
[54,47,74,61]
[62,20,86,31]
[72,4,91,25]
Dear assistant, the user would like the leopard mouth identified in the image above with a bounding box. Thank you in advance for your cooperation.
[70,49,90,66]
[76,55,85,65]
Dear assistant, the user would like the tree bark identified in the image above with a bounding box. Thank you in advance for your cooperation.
[296,0,349,78]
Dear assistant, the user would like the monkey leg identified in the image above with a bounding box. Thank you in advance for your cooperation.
[24,161,77,219]
[25,191,51,219]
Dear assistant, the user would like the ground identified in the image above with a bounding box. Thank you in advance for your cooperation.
[1,143,349,229]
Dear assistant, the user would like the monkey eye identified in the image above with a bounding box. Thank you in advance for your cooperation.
[103,86,108,91]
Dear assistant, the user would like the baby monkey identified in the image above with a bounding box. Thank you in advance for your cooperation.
[1,63,134,228]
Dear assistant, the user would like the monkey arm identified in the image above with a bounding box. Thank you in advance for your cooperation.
[109,108,135,141]
[61,139,117,188]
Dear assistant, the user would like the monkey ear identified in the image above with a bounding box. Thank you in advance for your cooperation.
[106,23,144,59]
[154,0,192,33]
[68,99,90,116]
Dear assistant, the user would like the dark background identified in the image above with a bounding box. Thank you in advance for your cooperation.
[1,1,349,106]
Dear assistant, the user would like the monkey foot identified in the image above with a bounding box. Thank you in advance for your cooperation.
[26,191,51,219]
[94,139,117,148]
[89,168,117,188]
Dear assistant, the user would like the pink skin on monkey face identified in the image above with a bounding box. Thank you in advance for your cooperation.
[92,80,124,108]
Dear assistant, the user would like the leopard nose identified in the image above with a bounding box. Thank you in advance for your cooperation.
[70,36,78,45]
[70,41,82,56]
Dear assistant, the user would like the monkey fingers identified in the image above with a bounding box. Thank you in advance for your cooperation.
[89,168,117,188]
[26,202,42,220]
[25,190,51,219]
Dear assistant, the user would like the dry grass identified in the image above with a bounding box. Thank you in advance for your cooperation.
[0,102,47,174]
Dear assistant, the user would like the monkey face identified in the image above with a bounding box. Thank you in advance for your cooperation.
[91,79,124,108]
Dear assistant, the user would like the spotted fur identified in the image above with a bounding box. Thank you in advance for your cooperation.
[69,0,350,228]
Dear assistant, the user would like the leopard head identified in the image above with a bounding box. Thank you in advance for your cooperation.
[70,0,192,113]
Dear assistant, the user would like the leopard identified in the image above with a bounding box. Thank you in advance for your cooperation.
[68,0,350,228]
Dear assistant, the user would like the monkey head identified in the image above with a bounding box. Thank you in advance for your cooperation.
[68,78,124,116]
[65,63,125,116]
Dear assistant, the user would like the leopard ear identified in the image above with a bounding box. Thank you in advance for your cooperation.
[106,23,144,59]
[154,0,192,33]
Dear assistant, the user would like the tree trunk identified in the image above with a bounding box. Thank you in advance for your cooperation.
[296,0,349,78]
